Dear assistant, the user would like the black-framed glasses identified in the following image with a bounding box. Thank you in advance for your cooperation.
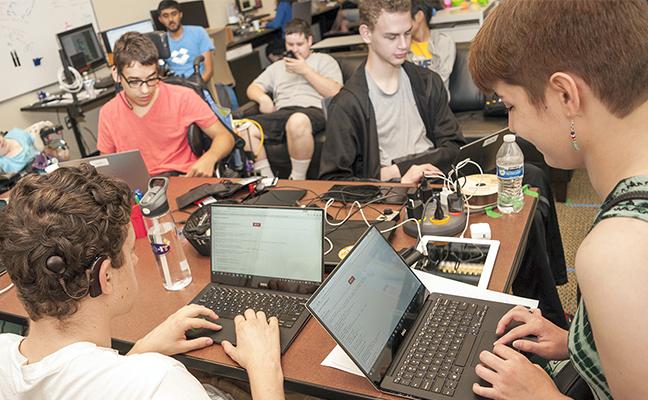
[120,74,161,89]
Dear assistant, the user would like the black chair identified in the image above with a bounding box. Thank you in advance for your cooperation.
[233,50,367,178]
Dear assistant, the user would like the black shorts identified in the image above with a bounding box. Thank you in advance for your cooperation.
[249,107,325,144]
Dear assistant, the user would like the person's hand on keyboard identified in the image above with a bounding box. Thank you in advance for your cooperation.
[128,304,222,356]
[472,344,565,400]
[493,305,569,360]
[222,309,285,400]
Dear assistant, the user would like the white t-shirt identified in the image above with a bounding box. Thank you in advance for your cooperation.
[0,333,210,400]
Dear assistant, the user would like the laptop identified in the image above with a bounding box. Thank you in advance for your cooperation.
[188,204,325,353]
[56,150,151,192]
[307,226,514,399]
[454,128,508,176]
[324,220,397,269]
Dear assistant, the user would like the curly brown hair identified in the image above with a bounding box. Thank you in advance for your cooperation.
[0,165,132,321]
[360,0,411,30]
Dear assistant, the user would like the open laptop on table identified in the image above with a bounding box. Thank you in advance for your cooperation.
[56,150,150,192]
[454,128,508,176]
[188,204,324,353]
[308,226,515,399]
[324,220,397,269]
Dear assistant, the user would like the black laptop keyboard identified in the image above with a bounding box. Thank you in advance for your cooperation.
[194,286,307,328]
[393,297,489,397]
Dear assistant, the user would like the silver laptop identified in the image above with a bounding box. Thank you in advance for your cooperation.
[454,128,509,175]
[188,204,325,353]
[57,150,150,192]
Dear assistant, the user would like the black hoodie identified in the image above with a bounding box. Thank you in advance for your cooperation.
[319,60,465,181]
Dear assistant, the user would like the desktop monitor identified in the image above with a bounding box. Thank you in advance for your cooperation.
[57,24,106,73]
[101,20,155,54]
[151,0,210,31]
[237,0,263,13]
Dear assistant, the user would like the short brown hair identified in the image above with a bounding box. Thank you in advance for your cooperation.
[113,32,159,75]
[470,0,648,118]
[285,18,312,38]
[360,0,411,30]
[0,165,131,321]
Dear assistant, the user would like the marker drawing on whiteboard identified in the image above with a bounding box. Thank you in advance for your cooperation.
[11,51,18,67]
[14,51,21,66]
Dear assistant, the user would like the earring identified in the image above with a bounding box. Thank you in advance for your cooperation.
[569,121,580,151]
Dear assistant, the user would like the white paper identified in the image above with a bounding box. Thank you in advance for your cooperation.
[412,269,539,308]
[321,345,364,377]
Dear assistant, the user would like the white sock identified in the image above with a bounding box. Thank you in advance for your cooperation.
[289,157,311,180]
[254,158,275,178]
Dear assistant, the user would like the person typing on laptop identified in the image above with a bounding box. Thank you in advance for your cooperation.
[0,165,285,400]
[97,32,234,177]
[318,0,465,184]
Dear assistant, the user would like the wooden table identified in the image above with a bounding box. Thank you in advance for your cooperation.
[0,177,536,399]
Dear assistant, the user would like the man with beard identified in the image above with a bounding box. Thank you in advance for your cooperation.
[157,0,214,82]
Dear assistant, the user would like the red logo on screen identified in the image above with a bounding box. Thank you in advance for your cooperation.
[252,222,261,228]
[348,276,355,285]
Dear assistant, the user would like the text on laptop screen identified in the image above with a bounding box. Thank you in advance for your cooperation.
[211,206,323,283]
[308,228,422,374]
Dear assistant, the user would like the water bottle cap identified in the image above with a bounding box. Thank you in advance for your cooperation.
[503,134,516,143]
[139,177,170,218]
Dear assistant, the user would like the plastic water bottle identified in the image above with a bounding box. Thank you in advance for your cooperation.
[140,178,193,291]
[496,134,524,214]
[82,71,96,99]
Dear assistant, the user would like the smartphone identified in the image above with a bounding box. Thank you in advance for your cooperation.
[283,50,296,59]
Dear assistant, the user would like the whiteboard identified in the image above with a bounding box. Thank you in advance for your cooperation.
[0,0,99,102]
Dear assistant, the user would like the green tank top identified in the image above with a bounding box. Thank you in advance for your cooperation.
[568,176,648,400]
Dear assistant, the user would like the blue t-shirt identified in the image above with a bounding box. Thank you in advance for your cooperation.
[0,128,37,174]
[166,25,214,78]
[265,1,292,36]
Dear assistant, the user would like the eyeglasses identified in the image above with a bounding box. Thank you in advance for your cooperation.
[120,74,161,89]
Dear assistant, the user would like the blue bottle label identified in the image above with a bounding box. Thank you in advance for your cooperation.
[151,239,171,256]
[497,165,524,179]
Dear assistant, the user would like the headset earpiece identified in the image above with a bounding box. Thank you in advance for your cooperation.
[45,255,67,275]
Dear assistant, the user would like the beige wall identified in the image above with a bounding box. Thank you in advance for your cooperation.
[0,0,276,158]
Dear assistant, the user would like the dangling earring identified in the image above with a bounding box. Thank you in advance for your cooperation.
[569,121,580,151]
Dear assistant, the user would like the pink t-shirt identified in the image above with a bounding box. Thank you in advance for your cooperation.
[98,82,218,175]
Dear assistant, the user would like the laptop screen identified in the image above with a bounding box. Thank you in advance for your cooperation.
[210,205,324,286]
[307,227,427,385]
[455,128,508,175]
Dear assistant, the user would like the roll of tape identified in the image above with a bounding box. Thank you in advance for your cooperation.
[462,174,498,207]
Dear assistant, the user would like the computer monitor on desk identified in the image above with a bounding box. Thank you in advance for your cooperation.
[57,24,106,73]
[237,0,263,14]
[101,20,155,54]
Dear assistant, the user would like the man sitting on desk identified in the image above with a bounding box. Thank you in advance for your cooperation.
[247,18,343,180]
[157,0,214,82]
[319,0,465,183]
[97,32,234,177]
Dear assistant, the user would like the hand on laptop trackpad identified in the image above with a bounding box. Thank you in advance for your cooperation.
[185,317,236,345]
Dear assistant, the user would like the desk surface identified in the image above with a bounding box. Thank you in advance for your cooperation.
[311,34,364,50]
[0,177,536,399]
[20,87,116,113]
